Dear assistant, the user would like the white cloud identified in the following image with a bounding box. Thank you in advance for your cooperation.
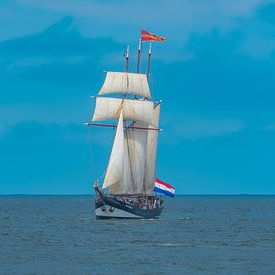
[0,0,274,60]
[3,0,271,60]
[16,0,270,36]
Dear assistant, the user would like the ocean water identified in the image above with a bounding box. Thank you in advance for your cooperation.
[0,195,274,274]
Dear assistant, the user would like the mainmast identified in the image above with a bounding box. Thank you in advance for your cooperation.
[125,45,129,72]
[136,39,141,73]
[146,43,152,80]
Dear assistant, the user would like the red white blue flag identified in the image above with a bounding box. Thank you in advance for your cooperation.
[154,178,175,198]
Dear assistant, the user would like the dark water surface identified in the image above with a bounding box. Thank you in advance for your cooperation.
[0,195,274,274]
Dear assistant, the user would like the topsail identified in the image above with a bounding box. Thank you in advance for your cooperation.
[92,97,156,127]
[99,72,151,99]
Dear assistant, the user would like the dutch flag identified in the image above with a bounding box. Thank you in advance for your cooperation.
[154,178,175,198]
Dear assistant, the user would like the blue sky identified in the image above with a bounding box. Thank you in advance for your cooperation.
[0,0,275,194]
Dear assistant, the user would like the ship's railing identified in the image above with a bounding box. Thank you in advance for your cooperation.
[110,194,164,210]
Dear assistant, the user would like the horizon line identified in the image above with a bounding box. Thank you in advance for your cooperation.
[0,193,274,196]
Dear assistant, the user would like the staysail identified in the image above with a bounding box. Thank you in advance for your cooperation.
[105,121,149,195]
[99,72,151,99]
[102,111,125,191]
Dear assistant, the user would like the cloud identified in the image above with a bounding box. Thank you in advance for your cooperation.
[262,123,275,131]
[2,1,275,65]
[231,2,275,58]
[1,120,86,142]
[0,17,124,104]
[257,2,275,25]
[0,16,121,61]
[18,0,267,33]
[0,100,94,138]
[1,16,274,124]
[1,1,275,194]
[150,28,275,121]
[0,120,91,193]
[162,115,245,141]
[0,14,274,133]
[0,112,117,146]
[2,0,275,59]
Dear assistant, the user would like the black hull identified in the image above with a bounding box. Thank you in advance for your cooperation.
[94,192,164,219]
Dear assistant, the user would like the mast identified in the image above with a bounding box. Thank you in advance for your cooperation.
[137,39,141,73]
[125,45,129,72]
[146,43,152,80]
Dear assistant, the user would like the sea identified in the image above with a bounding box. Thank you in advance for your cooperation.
[0,195,274,274]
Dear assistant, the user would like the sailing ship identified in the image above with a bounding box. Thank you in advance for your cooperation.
[87,30,167,219]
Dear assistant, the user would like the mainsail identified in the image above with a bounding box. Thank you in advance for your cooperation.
[144,104,160,193]
[125,122,148,194]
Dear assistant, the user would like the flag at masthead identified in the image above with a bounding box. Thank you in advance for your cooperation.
[141,30,167,42]
[140,30,167,79]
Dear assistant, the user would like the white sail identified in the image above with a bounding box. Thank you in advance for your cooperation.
[99,72,151,99]
[92,97,156,126]
[122,134,134,194]
[144,104,160,194]
[125,122,148,194]
[102,111,124,191]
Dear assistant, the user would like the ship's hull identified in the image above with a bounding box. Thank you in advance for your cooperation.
[95,193,163,219]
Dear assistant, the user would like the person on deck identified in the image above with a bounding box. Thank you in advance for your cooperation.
[93,179,104,200]
[93,179,99,190]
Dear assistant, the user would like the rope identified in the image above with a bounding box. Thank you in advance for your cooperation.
[88,126,106,187]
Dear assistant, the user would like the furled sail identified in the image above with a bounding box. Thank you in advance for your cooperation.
[92,97,156,126]
[124,122,148,194]
[99,72,151,99]
[144,104,160,194]
[102,111,124,190]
